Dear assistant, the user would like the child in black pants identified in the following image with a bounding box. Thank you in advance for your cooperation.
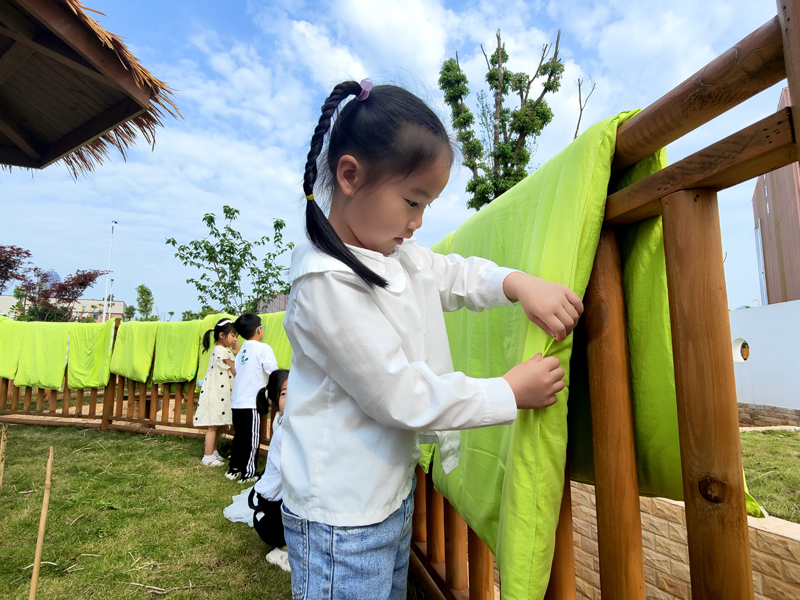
[226,313,278,484]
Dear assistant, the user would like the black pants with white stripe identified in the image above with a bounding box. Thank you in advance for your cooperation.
[230,408,260,479]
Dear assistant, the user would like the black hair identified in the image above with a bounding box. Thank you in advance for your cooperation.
[267,369,289,405]
[303,81,454,288]
[234,313,262,340]
[202,318,237,352]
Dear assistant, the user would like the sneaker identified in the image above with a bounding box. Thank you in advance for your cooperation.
[203,457,224,467]
[239,474,260,485]
[213,450,224,460]
[266,547,291,573]
[226,470,242,481]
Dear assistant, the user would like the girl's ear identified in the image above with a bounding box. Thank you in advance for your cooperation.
[336,154,361,197]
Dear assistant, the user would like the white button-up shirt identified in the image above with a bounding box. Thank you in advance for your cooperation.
[281,239,519,526]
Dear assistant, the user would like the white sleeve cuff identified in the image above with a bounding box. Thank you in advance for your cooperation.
[486,267,522,308]
[479,376,518,426]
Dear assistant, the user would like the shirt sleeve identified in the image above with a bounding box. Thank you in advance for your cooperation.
[415,244,520,313]
[289,271,518,431]
[260,343,278,376]
[254,420,282,501]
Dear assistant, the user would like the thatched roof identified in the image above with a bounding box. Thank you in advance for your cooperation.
[0,0,179,176]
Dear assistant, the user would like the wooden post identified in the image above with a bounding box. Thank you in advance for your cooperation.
[29,446,54,600]
[74,389,83,417]
[137,381,147,421]
[11,382,20,412]
[544,469,577,600]
[100,375,116,433]
[149,384,158,423]
[467,527,494,600]
[413,465,427,543]
[186,380,196,426]
[47,386,56,413]
[0,377,7,411]
[778,0,800,146]
[88,388,98,417]
[160,383,171,424]
[425,471,445,564]
[584,230,646,599]
[115,376,125,418]
[23,386,32,412]
[173,383,183,424]
[126,379,135,419]
[661,189,753,599]
[36,388,45,413]
[61,372,70,416]
[444,498,468,591]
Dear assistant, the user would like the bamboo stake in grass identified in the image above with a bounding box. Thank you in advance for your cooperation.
[0,423,7,496]
[29,446,54,600]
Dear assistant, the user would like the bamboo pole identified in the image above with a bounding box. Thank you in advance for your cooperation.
[444,498,468,590]
[544,469,577,600]
[0,423,7,497]
[413,465,427,543]
[584,230,646,599]
[467,527,494,600]
[661,189,753,599]
[425,471,445,564]
[29,446,54,600]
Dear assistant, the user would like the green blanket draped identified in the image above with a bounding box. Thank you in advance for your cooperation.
[153,321,203,384]
[0,318,27,380]
[426,113,762,599]
[259,312,293,369]
[110,322,159,383]
[68,320,116,389]
[14,322,70,390]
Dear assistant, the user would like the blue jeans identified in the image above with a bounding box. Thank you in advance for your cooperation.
[281,489,414,600]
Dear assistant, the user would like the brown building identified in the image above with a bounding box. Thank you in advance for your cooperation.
[751,87,800,305]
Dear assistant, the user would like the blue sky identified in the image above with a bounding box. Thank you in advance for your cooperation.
[3,0,783,315]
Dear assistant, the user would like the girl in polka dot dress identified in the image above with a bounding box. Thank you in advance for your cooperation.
[195,318,239,466]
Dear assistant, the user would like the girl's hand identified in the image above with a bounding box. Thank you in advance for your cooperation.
[503,353,565,409]
[503,272,583,341]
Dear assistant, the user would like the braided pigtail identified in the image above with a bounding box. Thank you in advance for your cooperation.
[304,81,388,288]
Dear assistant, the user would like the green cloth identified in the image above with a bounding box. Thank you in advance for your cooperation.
[110,322,159,383]
[68,320,116,389]
[14,322,70,390]
[259,312,292,369]
[153,321,203,384]
[426,113,763,599]
[0,318,27,380]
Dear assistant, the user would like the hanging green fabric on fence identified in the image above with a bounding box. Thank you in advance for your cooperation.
[153,321,203,384]
[14,322,70,390]
[110,321,159,383]
[259,312,292,369]
[0,318,27,380]
[68,320,116,389]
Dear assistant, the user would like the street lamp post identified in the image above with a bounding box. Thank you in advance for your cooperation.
[101,221,118,323]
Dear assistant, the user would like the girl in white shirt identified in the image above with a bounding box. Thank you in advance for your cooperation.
[281,79,583,600]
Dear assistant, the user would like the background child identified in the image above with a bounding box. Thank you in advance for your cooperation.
[227,313,278,484]
[194,318,238,466]
[251,369,289,568]
[281,80,582,599]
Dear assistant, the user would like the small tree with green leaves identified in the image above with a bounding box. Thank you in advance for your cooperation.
[135,284,157,321]
[439,29,564,210]
[123,305,136,321]
[166,206,294,315]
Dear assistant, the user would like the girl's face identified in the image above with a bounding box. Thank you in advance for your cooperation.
[330,152,451,256]
[278,379,287,414]
[220,331,237,348]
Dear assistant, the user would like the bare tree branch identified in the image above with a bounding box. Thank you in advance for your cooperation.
[574,76,597,139]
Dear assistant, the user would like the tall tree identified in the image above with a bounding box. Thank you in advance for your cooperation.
[439,30,564,210]
[135,284,156,321]
[0,245,32,293]
[166,205,293,315]
[123,305,136,321]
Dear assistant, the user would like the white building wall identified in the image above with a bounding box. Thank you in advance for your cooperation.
[729,300,800,410]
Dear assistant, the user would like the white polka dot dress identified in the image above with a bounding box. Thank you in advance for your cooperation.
[194,346,235,426]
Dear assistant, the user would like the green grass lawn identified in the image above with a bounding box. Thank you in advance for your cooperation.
[0,424,291,600]
[742,429,800,524]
